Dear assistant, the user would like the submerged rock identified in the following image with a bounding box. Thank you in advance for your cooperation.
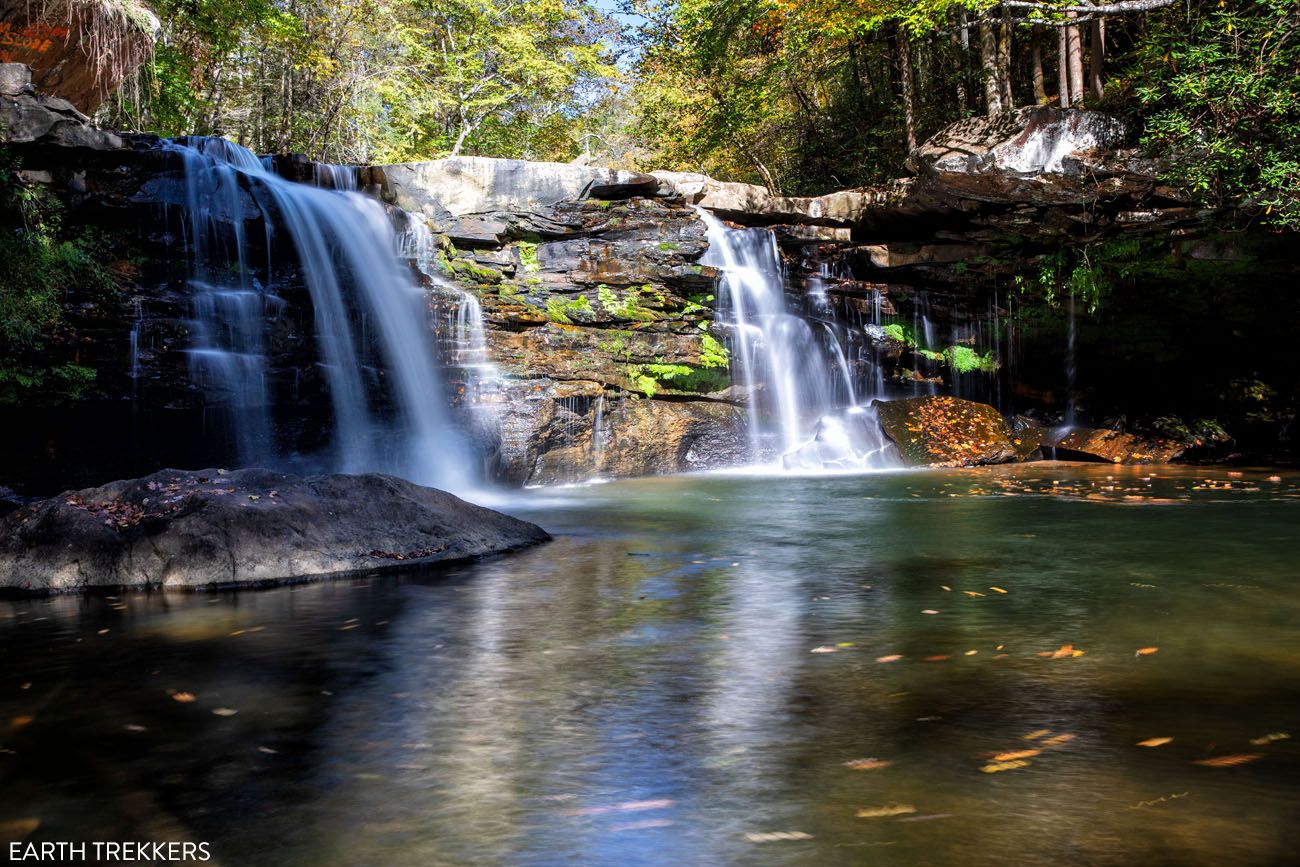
[0,468,550,593]
[873,396,1017,468]
[1052,428,1186,464]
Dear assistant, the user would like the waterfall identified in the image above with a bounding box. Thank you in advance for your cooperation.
[696,208,898,471]
[167,136,474,494]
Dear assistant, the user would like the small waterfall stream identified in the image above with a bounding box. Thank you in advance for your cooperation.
[696,208,898,471]
[168,136,474,493]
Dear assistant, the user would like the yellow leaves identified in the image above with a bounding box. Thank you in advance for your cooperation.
[1135,647,1159,657]
[170,691,196,703]
[844,758,892,771]
[856,804,916,818]
[981,759,1030,773]
[1040,733,1075,747]
[1137,737,1173,747]
[991,749,1040,762]
[963,591,985,598]
[1194,753,1263,768]
[989,586,1008,594]
[1037,644,1085,659]
[1249,732,1290,746]
[1023,729,1051,741]
[876,654,902,663]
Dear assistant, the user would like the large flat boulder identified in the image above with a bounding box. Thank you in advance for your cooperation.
[0,468,550,593]
[906,106,1153,205]
[0,62,122,148]
[873,396,1017,467]
[375,156,659,223]
[1053,428,1186,464]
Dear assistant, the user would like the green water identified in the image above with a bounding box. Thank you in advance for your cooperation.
[1,464,1298,865]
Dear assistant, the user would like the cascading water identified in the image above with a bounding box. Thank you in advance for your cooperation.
[696,208,898,471]
[167,136,474,493]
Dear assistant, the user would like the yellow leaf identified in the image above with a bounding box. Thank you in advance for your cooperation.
[1194,753,1263,768]
[990,586,1008,594]
[1137,737,1173,747]
[844,758,893,771]
[992,749,1040,761]
[856,804,916,818]
[981,759,1030,773]
[1041,733,1076,747]
[1135,647,1159,656]
[1023,729,1051,741]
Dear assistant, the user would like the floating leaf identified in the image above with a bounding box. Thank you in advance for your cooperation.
[992,749,1040,762]
[856,804,916,818]
[1135,647,1159,656]
[921,609,939,615]
[1250,733,1290,746]
[1194,753,1263,768]
[124,724,147,733]
[1023,729,1051,741]
[10,716,33,728]
[1038,645,1084,659]
[876,654,903,663]
[963,591,985,597]
[981,759,1030,773]
[1041,733,1076,747]
[171,692,196,703]
[744,831,812,843]
[924,654,951,662]
[212,707,238,717]
[810,646,839,654]
[990,587,1008,594]
[844,758,893,771]
[1137,737,1173,747]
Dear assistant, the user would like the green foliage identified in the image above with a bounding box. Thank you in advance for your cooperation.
[943,345,999,374]
[104,0,619,164]
[698,330,730,369]
[517,241,541,273]
[544,294,592,323]
[597,283,658,321]
[1131,0,1300,228]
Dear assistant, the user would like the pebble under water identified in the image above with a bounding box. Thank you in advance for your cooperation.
[2,463,1299,865]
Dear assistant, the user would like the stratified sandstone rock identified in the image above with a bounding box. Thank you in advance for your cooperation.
[906,106,1153,205]
[0,0,158,113]
[375,156,660,224]
[1053,428,1186,464]
[873,396,1017,467]
[0,468,550,592]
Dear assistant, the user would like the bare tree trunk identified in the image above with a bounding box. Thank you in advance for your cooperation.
[898,32,917,150]
[1066,11,1085,105]
[953,8,970,115]
[980,24,1002,114]
[1089,17,1106,99]
[997,18,1014,108]
[1057,24,1070,107]
[1030,25,1047,104]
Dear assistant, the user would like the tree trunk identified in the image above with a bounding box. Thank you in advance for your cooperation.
[1089,17,1106,99]
[997,18,1014,108]
[980,24,1002,115]
[1057,24,1070,107]
[898,32,918,150]
[1066,12,1085,105]
[1030,25,1047,104]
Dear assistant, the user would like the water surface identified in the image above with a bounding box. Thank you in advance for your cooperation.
[2,464,1299,865]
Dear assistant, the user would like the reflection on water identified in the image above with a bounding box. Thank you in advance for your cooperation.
[2,464,1299,865]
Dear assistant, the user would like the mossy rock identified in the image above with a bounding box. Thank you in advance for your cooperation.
[873,396,1017,467]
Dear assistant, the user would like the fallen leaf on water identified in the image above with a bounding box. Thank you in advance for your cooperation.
[856,804,916,818]
[992,749,1040,762]
[981,759,1030,773]
[610,819,674,832]
[876,655,903,663]
[963,591,985,598]
[844,758,893,771]
[171,692,196,703]
[921,609,939,615]
[212,708,238,717]
[990,587,1008,594]
[1041,733,1076,747]
[257,746,279,754]
[564,798,676,816]
[1135,647,1159,657]
[124,724,147,733]
[10,716,33,728]
[810,646,839,654]
[1038,645,1084,659]
[97,629,110,636]
[1250,733,1290,746]
[744,831,812,843]
[924,654,951,662]
[1194,753,1263,768]
[1137,737,1173,747]
[836,642,856,648]
[940,585,952,592]
[964,650,978,656]
[1023,730,1051,741]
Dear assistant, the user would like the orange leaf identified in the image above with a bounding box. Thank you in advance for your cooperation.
[1194,753,1263,768]
[1041,733,1076,747]
[1137,737,1173,747]
[876,654,903,663]
[844,758,893,771]
[1135,647,1159,656]
[171,692,197,703]
[992,749,1040,761]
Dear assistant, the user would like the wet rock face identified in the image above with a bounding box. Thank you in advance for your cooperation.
[873,396,1018,467]
[1053,428,1186,464]
[0,468,550,593]
[0,62,123,148]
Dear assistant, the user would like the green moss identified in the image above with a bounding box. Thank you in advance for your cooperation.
[517,241,541,273]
